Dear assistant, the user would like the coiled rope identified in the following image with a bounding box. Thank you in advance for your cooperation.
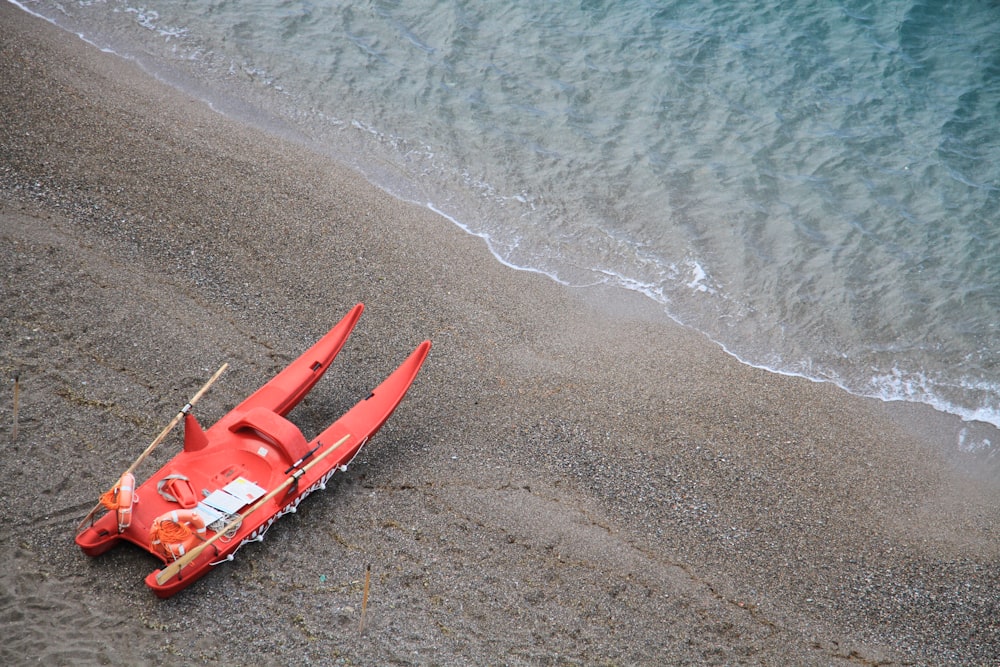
[208,513,242,540]
[99,480,137,512]
[153,519,193,545]
[99,487,123,511]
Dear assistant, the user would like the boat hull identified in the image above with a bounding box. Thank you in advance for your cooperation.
[75,304,430,598]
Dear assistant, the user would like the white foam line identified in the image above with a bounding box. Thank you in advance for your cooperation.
[712,337,1000,431]
[434,190,1000,432]
[9,0,252,121]
[589,263,1000,433]
[7,0,120,54]
[423,201,569,284]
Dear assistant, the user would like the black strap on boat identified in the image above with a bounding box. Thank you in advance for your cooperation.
[285,440,322,495]
[283,440,323,475]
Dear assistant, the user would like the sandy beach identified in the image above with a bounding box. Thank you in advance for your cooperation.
[2,4,998,664]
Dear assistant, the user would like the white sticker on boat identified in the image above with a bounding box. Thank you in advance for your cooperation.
[203,489,245,514]
[224,477,266,503]
[195,501,225,527]
[257,446,269,458]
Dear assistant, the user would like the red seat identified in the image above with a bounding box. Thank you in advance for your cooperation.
[228,406,310,464]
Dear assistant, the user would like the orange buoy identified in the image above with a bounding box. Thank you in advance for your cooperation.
[149,509,207,561]
[100,472,137,533]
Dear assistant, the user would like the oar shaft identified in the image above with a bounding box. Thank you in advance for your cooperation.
[76,363,228,532]
[124,363,229,478]
[155,432,352,585]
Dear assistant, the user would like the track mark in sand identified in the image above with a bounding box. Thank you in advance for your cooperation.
[14,498,96,530]
[403,479,892,665]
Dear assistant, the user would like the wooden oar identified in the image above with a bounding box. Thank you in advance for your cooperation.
[76,363,229,531]
[359,563,371,632]
[155,432,352,585]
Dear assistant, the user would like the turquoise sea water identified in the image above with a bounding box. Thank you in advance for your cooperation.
[14,0,1000,446]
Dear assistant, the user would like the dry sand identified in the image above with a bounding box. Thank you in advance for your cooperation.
[1,4,998,665]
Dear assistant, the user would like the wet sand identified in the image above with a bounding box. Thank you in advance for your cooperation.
[1,4,998,665]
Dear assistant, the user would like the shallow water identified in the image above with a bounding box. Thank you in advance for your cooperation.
[15,0,1000,441]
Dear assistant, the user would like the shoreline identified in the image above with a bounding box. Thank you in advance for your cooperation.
[16,0,998,440]
[2,3,998,665]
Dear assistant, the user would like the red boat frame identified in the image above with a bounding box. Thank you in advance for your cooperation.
[76,304,430,598]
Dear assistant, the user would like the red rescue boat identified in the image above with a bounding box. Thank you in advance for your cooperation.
[75,304,430,598]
